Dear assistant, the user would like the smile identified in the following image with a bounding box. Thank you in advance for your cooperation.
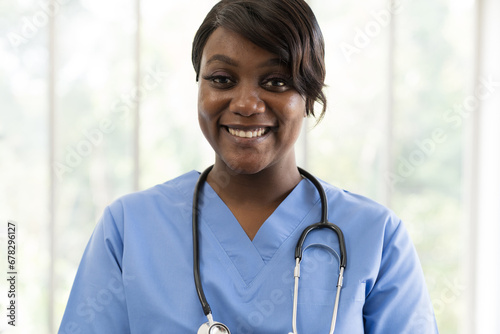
[227,127,270,139]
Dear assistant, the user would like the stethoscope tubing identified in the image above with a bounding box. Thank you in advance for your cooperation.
[192,165,214,317]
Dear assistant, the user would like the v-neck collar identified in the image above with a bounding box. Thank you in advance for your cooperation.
[196,175,320,286]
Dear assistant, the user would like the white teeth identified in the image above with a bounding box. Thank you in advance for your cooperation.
[228,127,267,138]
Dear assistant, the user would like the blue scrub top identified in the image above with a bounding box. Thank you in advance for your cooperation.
[59,170,438,333]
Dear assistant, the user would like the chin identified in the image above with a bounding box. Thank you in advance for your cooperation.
[220,157,269,176]
[226,164,263,176]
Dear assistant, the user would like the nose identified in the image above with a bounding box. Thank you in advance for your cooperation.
[229,85,266,116]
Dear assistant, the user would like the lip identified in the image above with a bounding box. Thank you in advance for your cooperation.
[223,123,276,130]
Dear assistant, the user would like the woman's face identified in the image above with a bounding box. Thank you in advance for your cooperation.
[198,27,306,175]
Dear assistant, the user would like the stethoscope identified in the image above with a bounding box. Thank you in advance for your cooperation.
[193,165,347,334]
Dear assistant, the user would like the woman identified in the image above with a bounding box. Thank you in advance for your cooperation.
[59,0,438,333]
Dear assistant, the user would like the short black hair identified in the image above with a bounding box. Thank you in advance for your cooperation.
[192,0,327,121]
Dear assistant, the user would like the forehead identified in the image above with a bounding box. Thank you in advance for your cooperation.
[201,27,282,67]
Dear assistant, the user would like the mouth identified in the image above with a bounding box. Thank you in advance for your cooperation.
[225,126,272,139]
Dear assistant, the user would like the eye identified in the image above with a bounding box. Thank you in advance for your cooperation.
[202,74,235,88]
[262,76,291,91]
[212,76,232,84]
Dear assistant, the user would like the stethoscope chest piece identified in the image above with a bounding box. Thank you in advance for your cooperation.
[197,321,231,334]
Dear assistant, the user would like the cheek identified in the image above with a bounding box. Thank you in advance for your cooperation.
[197,86,211,136]
[198,85,225,145]
[281,94,306,125]
[197,84,208,117]
[197,86,215,129]
[281,95,306,144]
[198,84,224,120]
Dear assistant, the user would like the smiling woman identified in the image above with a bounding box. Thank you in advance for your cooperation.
[57,0,438,333]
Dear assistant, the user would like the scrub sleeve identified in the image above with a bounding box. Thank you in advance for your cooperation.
[58,207,131,334]
[362,218,438,333]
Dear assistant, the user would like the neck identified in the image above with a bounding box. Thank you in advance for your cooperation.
[207,160,302,208]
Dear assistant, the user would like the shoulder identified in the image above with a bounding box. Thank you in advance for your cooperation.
[319,181,402,244]
[321,181,398,222]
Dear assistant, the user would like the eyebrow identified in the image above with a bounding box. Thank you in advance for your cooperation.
[205,54,287,68]
[206,54,238,66]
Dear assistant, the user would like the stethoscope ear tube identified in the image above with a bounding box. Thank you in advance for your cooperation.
[295,223,347,269]
[295,168,347,269]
